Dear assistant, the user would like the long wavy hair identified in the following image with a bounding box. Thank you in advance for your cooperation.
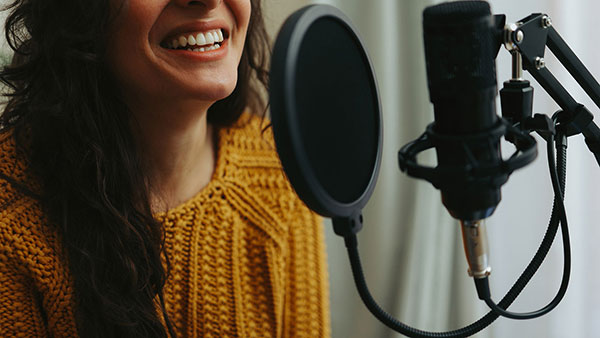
[0,0,270,337]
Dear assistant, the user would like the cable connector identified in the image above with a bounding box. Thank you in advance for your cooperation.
[460,220,492,279]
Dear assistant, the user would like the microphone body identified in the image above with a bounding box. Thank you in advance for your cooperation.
[423,1,502,222]
[398,0,538,304]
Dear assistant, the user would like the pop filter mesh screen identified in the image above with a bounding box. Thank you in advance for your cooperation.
[294,17,378,204]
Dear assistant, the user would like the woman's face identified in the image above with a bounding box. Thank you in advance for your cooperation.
[106,0,251,107]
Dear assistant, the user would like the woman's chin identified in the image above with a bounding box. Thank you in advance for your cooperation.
[185,81,237,103]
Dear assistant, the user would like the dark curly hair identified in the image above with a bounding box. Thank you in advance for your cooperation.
[0,0,270,337]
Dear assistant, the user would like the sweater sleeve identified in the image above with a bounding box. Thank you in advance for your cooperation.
[0,248,49,337]
[283,201,331,338]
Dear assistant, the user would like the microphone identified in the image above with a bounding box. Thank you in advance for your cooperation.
[399,0,536,280]
[401,0,578,322]
[423,0,502,278]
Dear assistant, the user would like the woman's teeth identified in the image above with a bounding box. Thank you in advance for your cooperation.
[165,29,225,52]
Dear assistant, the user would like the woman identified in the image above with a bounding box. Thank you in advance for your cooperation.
[0,0,330,337]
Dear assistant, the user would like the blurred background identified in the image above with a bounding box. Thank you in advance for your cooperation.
[0,0,598,337]
[263,0,600,337]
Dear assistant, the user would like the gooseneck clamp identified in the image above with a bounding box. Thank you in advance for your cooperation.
[502,13,600,163]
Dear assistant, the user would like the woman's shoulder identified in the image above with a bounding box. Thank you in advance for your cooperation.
[0,130,75,335]
[0,128,31,184]
[0,128,49,260]
[0,128,37,202]
[0,128,40,197]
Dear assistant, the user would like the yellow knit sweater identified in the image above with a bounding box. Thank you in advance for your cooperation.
[0,115,331,338]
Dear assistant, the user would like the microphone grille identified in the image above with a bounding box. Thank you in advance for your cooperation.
[423,1,491,24]
[422,0,496,99]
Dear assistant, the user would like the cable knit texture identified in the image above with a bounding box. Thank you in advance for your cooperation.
[0,114,331,338]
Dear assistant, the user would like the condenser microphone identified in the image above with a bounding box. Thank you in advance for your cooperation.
[399,0,536,279]
[425,0,502,278]
[423,1,501,277]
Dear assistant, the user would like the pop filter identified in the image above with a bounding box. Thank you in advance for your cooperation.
[269,5,383,223]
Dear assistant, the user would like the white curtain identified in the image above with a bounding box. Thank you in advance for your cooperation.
[265,0,600,337]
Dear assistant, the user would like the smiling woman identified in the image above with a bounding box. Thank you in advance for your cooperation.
[0,1,330,338]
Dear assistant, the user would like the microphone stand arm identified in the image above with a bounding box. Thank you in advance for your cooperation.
[503,13,600,166]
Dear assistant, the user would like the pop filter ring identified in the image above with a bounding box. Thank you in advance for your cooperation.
[270,5,383,219]
[398,118,537,190]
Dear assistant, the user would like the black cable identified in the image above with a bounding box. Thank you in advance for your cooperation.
[343,132,570,337]
[480,131,571,319]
